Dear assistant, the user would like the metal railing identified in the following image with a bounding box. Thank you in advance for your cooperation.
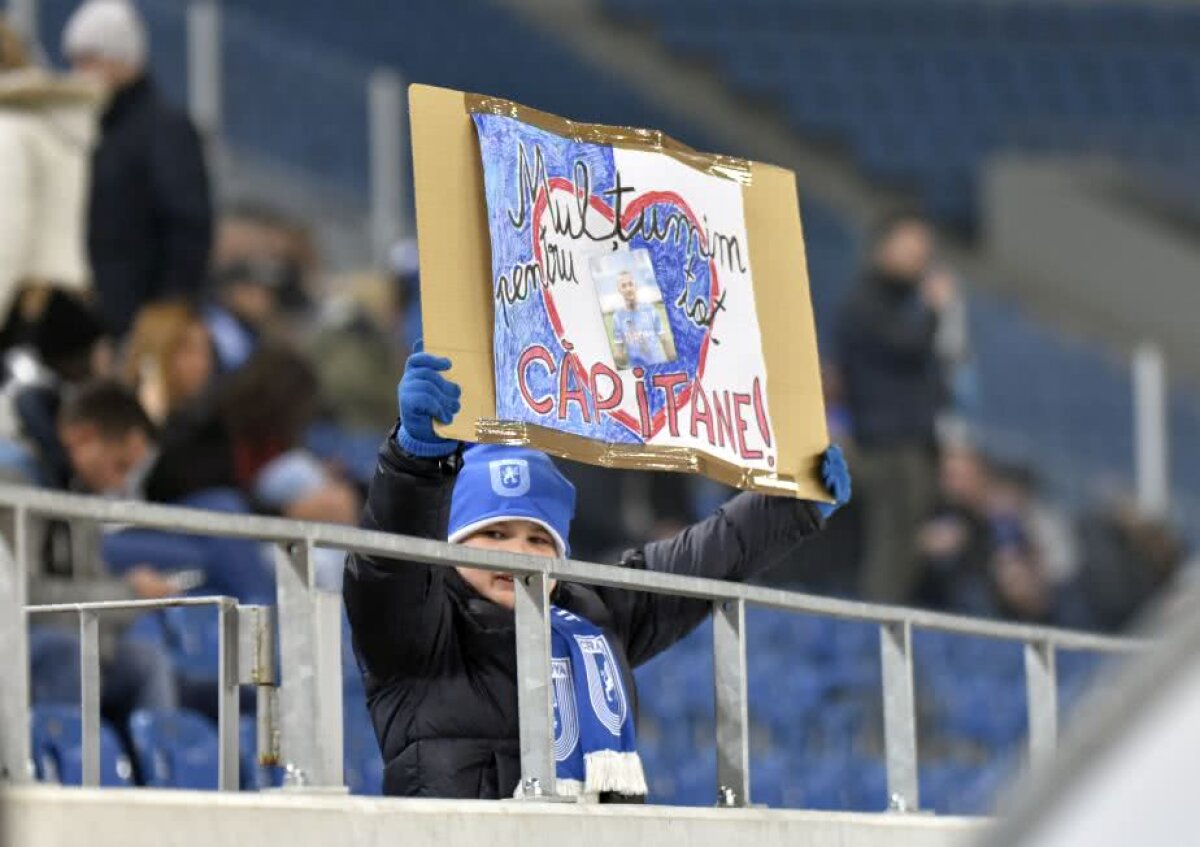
[0,484,1143,808]
[25,597,274,790]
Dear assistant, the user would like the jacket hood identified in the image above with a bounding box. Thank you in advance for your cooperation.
[0,67,104,109]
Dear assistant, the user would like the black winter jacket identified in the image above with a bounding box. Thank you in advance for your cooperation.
[343,437,825,799]
[837,272,943,449]
[88,76,212,335]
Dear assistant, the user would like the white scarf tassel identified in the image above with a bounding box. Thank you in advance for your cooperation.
[583,749,648,797]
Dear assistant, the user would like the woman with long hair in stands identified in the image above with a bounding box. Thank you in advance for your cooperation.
[122,300,215,425]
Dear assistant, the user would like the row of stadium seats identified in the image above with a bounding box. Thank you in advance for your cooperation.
[29,701,384,794]
[609,0,1200,44]
[32,705,237,789]
[632,611,1102,812]
[607,0,1199,226]
[28,604,1101,808]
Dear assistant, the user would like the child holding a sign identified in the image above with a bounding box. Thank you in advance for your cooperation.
[343,350,850,801]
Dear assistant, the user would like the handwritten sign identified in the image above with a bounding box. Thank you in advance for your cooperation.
[410,85,829,499]
[475,109,778,473]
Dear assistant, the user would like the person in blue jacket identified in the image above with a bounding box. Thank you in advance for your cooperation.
[343,351,851,801]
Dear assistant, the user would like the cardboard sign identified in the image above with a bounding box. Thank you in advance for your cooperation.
[411,84,829,500]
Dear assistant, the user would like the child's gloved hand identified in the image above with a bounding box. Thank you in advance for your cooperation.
[395,350,462,457]
[814,444,851,520]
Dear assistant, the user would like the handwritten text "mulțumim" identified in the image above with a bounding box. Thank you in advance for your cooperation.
[495,142,746,331]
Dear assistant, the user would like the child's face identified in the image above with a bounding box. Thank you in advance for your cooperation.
[456,519,560,609]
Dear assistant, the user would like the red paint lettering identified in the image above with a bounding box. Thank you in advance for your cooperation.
[558,349,592,423]
[652,372,689,437]
[518,346,556,415]
[732,392,762,460]
[752,376,772,448]
[713,390,735,449]
[689,379,714,445]
[632,368,651,439]
[590,362,624,413]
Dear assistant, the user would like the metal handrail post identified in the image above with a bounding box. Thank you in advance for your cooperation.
[78,609,102,787]
[0,507,32,784]
[713,599,750,807]
[881,621,919,812]
[514,572,557,799]
[274,540,343,790]
[217,602,240,790]
[1025,641,1059,772]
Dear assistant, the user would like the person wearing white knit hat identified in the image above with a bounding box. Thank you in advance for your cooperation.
[63,0,146,89]
[60,0,212,337]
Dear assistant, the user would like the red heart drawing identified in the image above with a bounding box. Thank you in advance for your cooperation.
[530,177,722,440]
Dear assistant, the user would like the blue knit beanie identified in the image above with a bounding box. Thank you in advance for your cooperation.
[447,444,575,557]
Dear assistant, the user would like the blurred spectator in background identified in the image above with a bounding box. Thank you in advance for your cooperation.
[205,258,277,373]
[308,271,402,434]
[916,444,993,612]
[148,343,356,526]
[214,344,320,490]
[928,265,978,442]
[213,203,316,313]
[58,378,157,499]
[0,17,101,341]
[838,211,952,603]
[983,462,1055,623]
[203,204,311,371]
[0,294,112,487]
[919,448,1084,624]
[121,300,214,425]
[64,0,212,336]
[986,462,1080,618]
[1074,499,1188,631]
[58,379,274,603]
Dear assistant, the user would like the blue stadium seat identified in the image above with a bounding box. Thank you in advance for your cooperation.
[130,606,222,683]
[128,709,220,789]
[30,705,134,787]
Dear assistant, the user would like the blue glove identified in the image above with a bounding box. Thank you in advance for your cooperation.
[395,351,462,457]
[814,444,851,521]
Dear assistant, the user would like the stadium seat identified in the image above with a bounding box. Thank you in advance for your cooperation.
[603,0,1200,233]
[128,709,221,789]
[30,705,134,787]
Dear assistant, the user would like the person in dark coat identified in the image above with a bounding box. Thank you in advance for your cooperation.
[837,211,953,604]
[63,0,213,336]
[343,351,852,800]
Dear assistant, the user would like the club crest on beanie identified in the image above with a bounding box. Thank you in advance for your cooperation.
[447,444,575,557]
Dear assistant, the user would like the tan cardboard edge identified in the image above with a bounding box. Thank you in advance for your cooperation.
[410,83,831,501]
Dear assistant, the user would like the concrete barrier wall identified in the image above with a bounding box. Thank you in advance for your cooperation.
[982,156,1200,379]
[0,786,984,847]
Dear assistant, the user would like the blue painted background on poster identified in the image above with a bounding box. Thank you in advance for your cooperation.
[472,112,716,444]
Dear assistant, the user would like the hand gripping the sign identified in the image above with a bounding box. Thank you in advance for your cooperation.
[395,349,463,458]
[813,445,852,521]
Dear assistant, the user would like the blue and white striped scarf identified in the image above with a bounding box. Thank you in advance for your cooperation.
[549,607,647,798]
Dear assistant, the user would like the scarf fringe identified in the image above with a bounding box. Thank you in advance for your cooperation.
[583,749,648,797]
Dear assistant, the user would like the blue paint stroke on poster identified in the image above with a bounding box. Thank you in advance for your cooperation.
[473,112,729,445]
